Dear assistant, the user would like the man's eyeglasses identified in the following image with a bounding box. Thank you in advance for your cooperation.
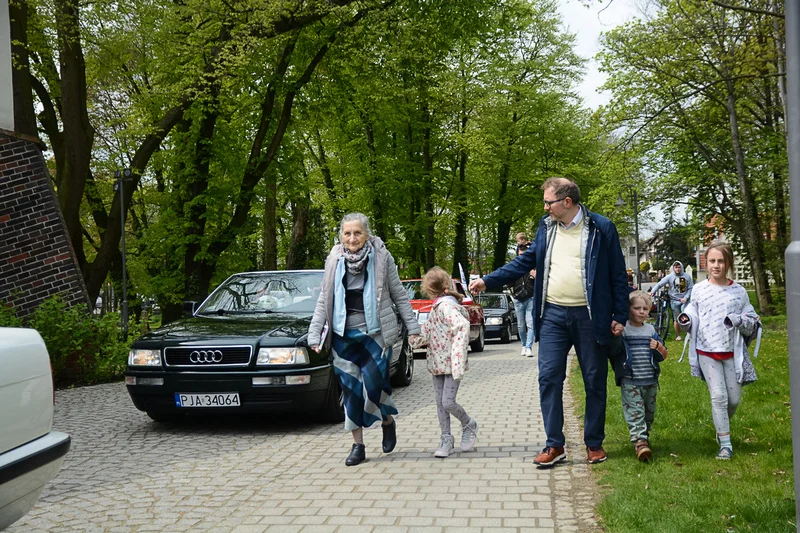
[543,197,566,207]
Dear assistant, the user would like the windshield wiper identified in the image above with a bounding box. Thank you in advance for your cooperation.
[199,309,275,315]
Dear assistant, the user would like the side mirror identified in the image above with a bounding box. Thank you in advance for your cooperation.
[183,301,197,317]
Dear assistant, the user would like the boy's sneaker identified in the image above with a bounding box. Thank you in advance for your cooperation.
[525,347,534,357]
[716,447,733,460]
[533,446,566,466]
[460,419,478,451]
[586,446,608,464]
[434,435,455,458]
[675,336,682,341]
[634,439,652,462]
[520,347,527,356]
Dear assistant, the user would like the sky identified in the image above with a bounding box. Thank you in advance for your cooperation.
[556,0,678,237]
[556,0,642,110]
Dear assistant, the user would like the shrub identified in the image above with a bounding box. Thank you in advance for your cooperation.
[2,295,131,386]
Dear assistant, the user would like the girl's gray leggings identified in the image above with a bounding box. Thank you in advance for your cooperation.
[432,374,470,435]
[698,355,741,436]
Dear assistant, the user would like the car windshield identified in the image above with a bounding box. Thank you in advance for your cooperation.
[197,272,323,315]
[402,280,425,300]
[478,294,507,309]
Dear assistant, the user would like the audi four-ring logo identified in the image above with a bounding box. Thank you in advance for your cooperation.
[189,350,224,363]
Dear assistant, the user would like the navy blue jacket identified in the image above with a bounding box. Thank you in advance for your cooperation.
[483,206,629,345]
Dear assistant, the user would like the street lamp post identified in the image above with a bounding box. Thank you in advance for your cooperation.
[616,189,641,287]
[113,168,132,337]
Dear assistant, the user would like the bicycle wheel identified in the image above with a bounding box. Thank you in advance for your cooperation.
[657,302,670,341]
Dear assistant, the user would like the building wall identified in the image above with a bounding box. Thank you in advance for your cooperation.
[0,129,91,317]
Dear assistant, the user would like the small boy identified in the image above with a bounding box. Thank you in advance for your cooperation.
[611,290,668,461]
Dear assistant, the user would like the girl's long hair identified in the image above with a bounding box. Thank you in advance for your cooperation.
[421,266,463,303]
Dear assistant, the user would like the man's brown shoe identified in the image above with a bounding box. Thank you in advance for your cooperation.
[586,446,607,464]
[533,446,566,466]
[634,439,652,462]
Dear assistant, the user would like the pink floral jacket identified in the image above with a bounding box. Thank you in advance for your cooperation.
[420,296,470,380]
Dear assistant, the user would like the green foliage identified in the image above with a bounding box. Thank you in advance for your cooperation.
[0,302,24,327]
[4,296,129,386]
[570,317,794,532]
[597,0,787,312]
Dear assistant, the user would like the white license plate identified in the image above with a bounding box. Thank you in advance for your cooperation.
[174,393,240,408]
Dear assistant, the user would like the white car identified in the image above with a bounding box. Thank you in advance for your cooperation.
[0,328,70,530]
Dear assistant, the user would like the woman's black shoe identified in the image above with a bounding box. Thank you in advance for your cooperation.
[345,443,366,466]
[382,418,397,453]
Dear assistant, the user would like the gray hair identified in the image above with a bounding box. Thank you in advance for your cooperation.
[339,212,372,241]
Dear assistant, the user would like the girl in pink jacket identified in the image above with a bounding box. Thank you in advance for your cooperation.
[419,267,479,458]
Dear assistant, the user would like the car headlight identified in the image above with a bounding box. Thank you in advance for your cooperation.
[128,349,162,366]
[417,312,429,324]
[486,317,503,325]
[257,347,309,365]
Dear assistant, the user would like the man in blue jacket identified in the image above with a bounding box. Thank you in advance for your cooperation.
[469,177,629,466]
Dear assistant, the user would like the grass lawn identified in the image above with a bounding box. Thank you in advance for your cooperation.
[570,316,795,532]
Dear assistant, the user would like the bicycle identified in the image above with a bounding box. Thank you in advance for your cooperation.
[651,288,671,341]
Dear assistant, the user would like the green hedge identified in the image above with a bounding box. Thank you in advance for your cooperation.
[1,295,132,387]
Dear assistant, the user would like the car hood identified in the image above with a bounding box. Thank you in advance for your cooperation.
[135,314,312,344]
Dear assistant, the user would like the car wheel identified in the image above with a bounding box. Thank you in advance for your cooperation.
[470,326,485,352]
[320,374,345,424]
[390,335,414,387]
[146,410,185,423]
[500,323,511,344]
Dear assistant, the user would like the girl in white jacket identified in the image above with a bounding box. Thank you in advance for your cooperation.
[418,267,479,458]
[678,241,760,460]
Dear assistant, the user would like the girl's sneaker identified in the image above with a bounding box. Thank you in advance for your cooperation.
[434,435,455,458]
[460,419,478,451]
[716,447,733,460]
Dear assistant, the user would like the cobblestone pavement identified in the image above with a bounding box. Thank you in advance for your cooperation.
[9,341,602,533]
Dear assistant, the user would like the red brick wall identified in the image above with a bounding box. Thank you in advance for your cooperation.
[0,129,91,318]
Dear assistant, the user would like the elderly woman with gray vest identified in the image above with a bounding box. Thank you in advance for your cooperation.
[308,213,421,466]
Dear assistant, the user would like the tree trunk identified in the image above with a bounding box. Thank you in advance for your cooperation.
[493,117,515,271]
[286,196,310,269]
[184,99,219,303]
[421,104,435,269]
[9,0,37,136]
[263,167,278,270]
[725,78,772,314]
[363,118,387,240]
[763,79,787,287]
[54,0,95,267]
[452,112,469,279]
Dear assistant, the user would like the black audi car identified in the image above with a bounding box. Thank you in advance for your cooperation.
[124,270,414,423]
[477,292,518,343]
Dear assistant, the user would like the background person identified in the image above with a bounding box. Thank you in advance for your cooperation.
[308,213,421,466]
[649,261,693,341]
[677,241,760,460]
[509,243,536,357]
[469,177,629,466]
[515,231,531,256]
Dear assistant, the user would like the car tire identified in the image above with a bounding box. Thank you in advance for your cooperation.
[320,373,345,424]
[470,326,485,353]
[146,410,185,423]
[390,335,414,388]
[500,323,511,344]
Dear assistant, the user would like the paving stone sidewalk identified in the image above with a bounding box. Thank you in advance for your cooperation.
[9,341,602,533]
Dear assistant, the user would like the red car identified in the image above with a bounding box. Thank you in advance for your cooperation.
[401,278,485,354]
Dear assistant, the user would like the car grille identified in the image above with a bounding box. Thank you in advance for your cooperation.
[164,346,253,367]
